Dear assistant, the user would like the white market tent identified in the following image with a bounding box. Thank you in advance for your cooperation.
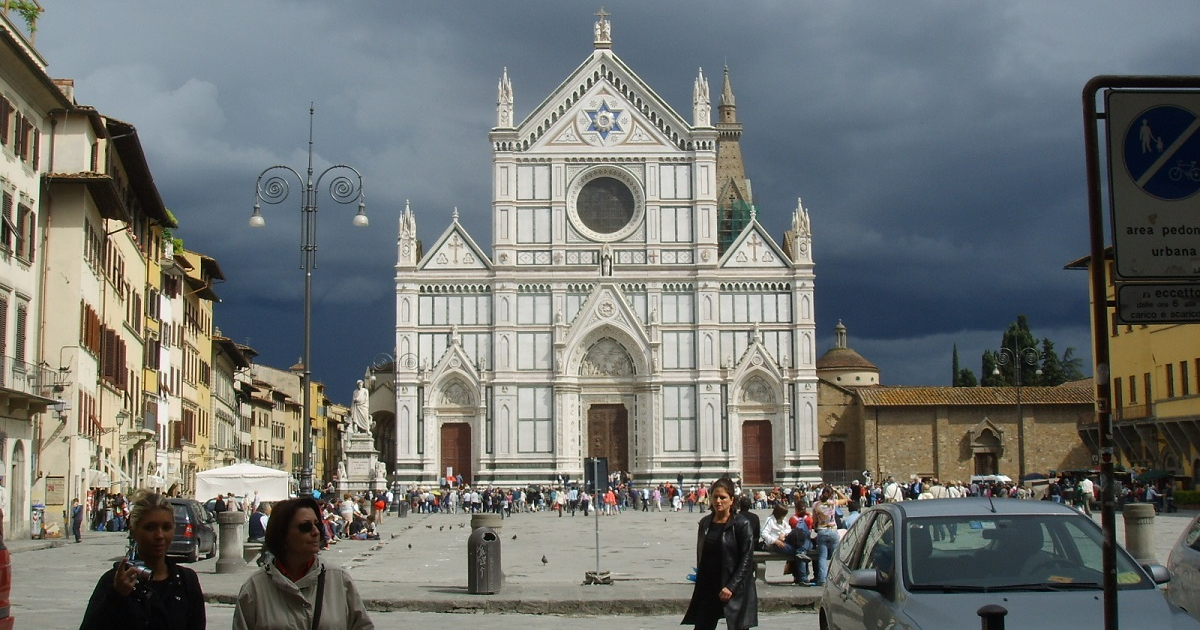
[195,463,290,502]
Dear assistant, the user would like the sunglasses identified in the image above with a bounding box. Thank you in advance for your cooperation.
[296,520,321,534]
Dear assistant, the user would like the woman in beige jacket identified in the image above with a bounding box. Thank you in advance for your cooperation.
[233,497,373,629]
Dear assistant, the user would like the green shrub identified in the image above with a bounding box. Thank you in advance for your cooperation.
[1175,490,1200,505]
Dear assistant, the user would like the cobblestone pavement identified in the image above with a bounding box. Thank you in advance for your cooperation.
[7,501,1191,628]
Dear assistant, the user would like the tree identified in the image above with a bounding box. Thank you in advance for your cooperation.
[974,315,1087,387]
[1061,347,1085,381]
[979,350,1001,387]
[956,367,978,387]
[1039,338,1066,386]
[950,340,960,386]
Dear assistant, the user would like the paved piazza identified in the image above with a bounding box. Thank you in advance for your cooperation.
[8,503,1190,628]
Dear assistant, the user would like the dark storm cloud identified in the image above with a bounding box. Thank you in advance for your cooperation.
[30,1,1200,394]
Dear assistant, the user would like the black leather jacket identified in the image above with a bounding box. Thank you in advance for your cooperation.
[683,512,759,629]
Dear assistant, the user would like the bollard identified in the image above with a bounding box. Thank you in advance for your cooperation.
[216,511,247,574]
[1123,502,1157,564]
[471,512,502,532]
[467,526,503,594]
[978,604,1007,630]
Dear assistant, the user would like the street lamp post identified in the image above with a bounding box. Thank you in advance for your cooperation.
[251,105,368,497]
[993,345,1042,482]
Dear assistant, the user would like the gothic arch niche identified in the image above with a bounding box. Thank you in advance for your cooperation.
[579,337,637,377]
[740,375,777,405]
[439,379,475,407]
[969,418,1005,476]
[372,411,397,476]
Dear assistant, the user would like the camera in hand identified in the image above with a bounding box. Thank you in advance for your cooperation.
[124,543,153,581]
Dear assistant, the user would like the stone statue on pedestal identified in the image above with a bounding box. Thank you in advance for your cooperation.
[350,379,371,435]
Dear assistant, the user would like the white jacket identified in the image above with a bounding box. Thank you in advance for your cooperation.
[234,557,373,630]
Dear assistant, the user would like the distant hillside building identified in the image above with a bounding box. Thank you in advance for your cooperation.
[384,11,819,487]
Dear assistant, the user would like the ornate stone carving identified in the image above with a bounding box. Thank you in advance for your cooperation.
[743,376,775,404]
[581,338,635,377]
[442,381,473,406]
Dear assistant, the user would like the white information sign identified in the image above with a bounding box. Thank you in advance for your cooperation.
[1106,90,1200,279]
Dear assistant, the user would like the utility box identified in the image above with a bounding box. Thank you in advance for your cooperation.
[467,526,502,594]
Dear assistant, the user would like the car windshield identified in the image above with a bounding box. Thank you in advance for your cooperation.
[904,514,1151,591]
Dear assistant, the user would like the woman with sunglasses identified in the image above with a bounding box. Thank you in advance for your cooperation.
[80,489,206,629]
[233,497,373,629]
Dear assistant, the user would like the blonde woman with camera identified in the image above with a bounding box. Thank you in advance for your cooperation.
[80,489,206,629]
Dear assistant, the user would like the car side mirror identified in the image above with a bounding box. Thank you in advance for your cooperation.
[849,568,887,591]
[1142,563,1171,585]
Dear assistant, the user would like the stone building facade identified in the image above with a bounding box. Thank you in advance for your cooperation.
[816,324,1095,484]
[387,11,819,487]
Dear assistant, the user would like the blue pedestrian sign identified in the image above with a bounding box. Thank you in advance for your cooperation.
[1122,105,1200,201]
[1106,90,1200,279]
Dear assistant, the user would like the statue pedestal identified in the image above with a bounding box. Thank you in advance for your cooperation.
[337,433,387,496]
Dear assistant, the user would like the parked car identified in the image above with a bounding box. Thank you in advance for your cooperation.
[168,498,217,563]
[819,498,1196,629]
[1167,513,1200,621]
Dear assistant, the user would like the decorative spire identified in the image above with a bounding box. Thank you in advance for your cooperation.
[452,207,460,222]
[720,64,736,110]
[593,6,612,49]
[497,67,514,128]
[793,198,810,237]
[693,67,711,127]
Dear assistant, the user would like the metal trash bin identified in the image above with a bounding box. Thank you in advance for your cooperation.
[467,526,502,594]
[395,500,409,518]
[30,504,44,539]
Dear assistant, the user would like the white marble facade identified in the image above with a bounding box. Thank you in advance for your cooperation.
[390,12,819,487]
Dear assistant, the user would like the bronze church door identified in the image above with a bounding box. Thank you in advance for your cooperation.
[741,421,773,485]
[587,404,628,474]
[440,423,472,485]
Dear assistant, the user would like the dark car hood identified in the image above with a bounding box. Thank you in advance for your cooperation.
[899,589,1198,629]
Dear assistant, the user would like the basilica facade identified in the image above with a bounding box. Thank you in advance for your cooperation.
[385,12,818,487]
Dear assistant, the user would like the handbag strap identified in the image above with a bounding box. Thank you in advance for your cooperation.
[311,567,327,630]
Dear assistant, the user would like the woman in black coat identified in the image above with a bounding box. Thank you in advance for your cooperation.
[682,477,758,630]
[80,489,205,630]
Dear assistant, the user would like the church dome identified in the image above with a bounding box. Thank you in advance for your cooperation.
[816,321,879,386]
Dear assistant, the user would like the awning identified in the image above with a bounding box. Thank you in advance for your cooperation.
[87,469,111,488]
[145,475,165,488]
[99,456,134,484]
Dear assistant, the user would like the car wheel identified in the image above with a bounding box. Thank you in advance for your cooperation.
[188,542,200,563]
[819,608,830,630]
[204,541,216,560]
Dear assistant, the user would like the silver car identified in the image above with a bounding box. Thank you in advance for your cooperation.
[1167,513,1200,621]
[819,498,1197,629]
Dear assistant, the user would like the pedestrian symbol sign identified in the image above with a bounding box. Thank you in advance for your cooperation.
[1106,90,1200,279]
[1122,105,1200,201]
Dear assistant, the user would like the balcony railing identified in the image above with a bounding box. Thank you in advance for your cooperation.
[0,356,61,397]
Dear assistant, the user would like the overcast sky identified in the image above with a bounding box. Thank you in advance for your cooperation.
[27,2,1200,402]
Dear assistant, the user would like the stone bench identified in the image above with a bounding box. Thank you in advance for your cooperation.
[243,541,264,564]
[753,549,815,583]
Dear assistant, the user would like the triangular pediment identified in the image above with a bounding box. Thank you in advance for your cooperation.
[730,339,785,383]
[428,338,482,391]
[418,218,491,271]
[561,283,652,373]
[517,51,695,154]
[720,221,790,268]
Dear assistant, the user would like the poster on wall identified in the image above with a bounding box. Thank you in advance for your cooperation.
[45,476,66,505]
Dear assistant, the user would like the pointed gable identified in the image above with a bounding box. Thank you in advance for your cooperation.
[516,50,698,155]
[720,220,790,268]
[418,210,492,271]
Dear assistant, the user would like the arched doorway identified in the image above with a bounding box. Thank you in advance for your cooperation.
[372,411,396,479]
[741,421,773,485]
[973,429,1001,475]
[440,423,472,485]
[587,404,628,475]
[9,441,25,534]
